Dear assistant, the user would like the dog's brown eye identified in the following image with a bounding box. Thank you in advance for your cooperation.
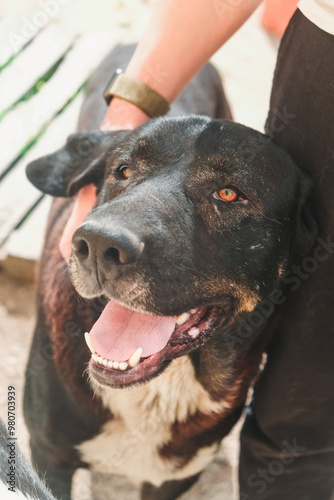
[118,165,131,180]
[215,187,240,202]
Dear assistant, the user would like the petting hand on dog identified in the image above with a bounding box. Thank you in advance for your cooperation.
[59,0,261,263]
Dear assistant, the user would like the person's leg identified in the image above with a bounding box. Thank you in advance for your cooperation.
[239,10,334,500]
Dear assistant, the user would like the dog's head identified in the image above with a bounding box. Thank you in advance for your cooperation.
[27,116,316,387]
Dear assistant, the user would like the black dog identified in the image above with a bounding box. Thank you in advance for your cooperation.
[24,45,316,500]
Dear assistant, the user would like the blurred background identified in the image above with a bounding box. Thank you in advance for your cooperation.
[0,1,289,498]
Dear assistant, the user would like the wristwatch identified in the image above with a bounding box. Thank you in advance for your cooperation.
[103,69,170,119]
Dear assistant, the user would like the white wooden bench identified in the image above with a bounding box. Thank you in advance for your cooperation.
[0,19,119,280]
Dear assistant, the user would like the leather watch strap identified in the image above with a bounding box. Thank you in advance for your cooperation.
[104,72,170,119]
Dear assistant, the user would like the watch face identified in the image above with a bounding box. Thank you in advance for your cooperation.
[103,68,123,104]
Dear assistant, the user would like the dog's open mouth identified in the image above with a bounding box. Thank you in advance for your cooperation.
[85,300,225,387]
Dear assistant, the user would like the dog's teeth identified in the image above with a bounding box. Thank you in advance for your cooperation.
[92,353,130,371]
[188,327,200,338]
[128,347,142,368]
[190,309,198,314]
[84,332,96,354]
[176,313,190,325]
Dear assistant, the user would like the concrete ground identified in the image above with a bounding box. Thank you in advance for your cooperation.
[0,1,280,498]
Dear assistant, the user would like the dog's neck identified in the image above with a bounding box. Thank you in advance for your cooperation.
[89,356,231,424]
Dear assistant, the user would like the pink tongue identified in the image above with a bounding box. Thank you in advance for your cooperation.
[89,300,176,362]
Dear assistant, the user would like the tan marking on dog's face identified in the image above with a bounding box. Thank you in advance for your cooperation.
[239,295,259,313]
[194,274,260,316]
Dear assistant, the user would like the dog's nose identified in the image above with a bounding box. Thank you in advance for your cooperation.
[72,223,144,269]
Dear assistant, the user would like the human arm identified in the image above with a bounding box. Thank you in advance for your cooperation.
[101,0,262,131]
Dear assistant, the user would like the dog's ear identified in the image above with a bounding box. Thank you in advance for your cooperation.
[292,171,318,262]
[26,130,128,197]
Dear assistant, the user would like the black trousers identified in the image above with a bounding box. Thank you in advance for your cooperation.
[239,10,334,500]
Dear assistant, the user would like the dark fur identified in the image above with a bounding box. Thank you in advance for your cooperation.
[24,45,316,500]
[0,418,56,500]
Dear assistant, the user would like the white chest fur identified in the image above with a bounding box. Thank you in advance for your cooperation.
[77,356,230,486]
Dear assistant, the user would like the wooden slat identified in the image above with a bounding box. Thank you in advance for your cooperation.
[0,24,75,115]
[0,196,53,281]
[5,196,53,261]
[0,94,83,247]
[0,14,49,68]
[0,31,118,174]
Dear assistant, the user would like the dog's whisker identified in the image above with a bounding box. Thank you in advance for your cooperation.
[253,205,283,225]
[128,283,139,293]
[129,288,146,301]
[147,193,166,206]
[172,262,207,278]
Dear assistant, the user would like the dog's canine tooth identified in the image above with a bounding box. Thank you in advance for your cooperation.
[176,313,190,325]
[128,347,143,368]
[84,332,96,354]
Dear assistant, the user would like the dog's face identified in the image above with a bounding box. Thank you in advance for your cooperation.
[27,116,316,388]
